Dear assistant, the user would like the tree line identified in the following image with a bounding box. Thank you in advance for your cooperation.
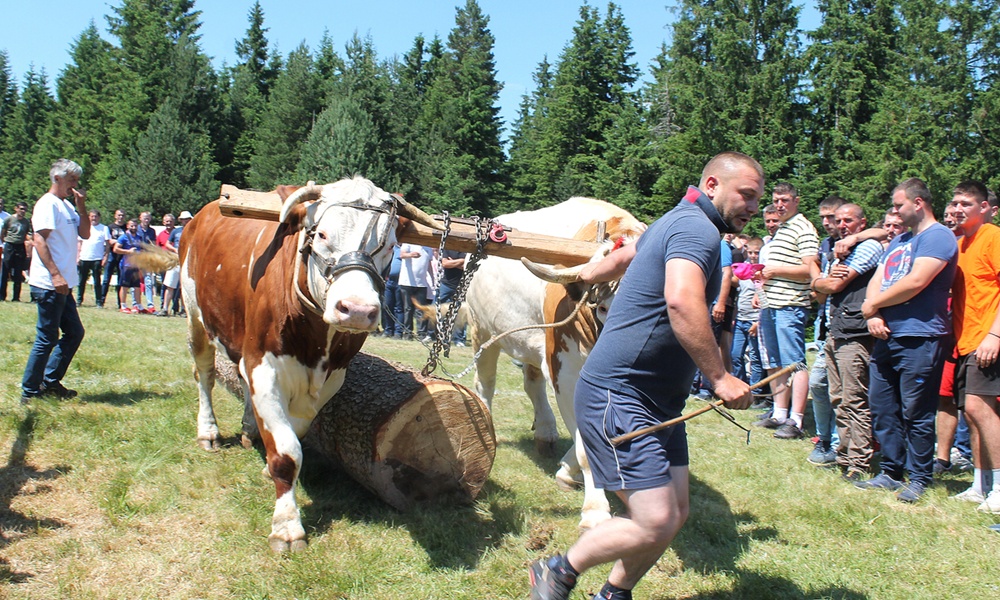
[0,0,997,234]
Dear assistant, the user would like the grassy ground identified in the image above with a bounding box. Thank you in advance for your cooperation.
[1,300,998,599]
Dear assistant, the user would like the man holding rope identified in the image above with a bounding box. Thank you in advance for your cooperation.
[529,152,762,600]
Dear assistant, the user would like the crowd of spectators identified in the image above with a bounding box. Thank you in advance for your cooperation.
[721,179,1000,514]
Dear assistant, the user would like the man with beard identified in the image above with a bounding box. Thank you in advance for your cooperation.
[529,152,761,600]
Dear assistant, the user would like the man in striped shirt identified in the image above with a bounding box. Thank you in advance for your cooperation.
[755,182,820,439]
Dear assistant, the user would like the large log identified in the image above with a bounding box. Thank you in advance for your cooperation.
[216,184,602,266]
[214,352,496,510]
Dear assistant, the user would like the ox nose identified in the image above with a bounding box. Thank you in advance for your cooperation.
[334,298,379,330]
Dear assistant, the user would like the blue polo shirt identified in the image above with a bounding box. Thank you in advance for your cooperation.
[581,186,726,416]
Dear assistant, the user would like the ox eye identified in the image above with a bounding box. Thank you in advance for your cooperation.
[316,231,327,241]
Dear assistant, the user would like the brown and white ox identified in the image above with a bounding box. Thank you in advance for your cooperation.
[463,198,645,528]
[178,176,440,552]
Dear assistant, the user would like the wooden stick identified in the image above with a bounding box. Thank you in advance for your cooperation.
[608,362,804,446]
[215,185,602,266]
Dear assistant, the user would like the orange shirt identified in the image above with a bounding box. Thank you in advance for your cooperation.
[953,223,1000,355]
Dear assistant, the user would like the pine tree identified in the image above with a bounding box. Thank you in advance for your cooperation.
[0,68,56,201]
[0,51,18,150]
[234,1,278,99]
[296,95,389,185]
[248,43,321,189]
[106,99,218,216]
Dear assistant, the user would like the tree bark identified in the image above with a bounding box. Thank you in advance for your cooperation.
[214,352,496,510]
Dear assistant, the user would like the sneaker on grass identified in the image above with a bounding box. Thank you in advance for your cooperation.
[896,482,926,503]
[40,381,78,399]
[977,490,1000,514]
[529,555,576,600]
[842,469,865,483]
[753,415,785,429]
[774,421,805,439]
[807,441,836,466]
[951,486,986,504]
[853,473,903,491]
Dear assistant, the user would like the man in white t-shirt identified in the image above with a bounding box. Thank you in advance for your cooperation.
[21,159,91,403]
[76,209,112,307]
[397,243,431,340]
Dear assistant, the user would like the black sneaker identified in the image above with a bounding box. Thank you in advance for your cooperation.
[20,392,39,405]
[754,416,785,429]
[40,381,78,399]
[774,422,805,439]
[896,482,926,503]
[529,555,577,600]
[854,473,903,491]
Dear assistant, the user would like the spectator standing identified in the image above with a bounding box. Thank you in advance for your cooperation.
[1,202,32,302]
[437,248,468,346]
[755,183,820,440]
[381,245,404,338]
[156,213,177,316]
[806,195,847,466]
[946,181,1000,513]
[812,204,883,479]
[731,237,764,387]
[76,209,112,307]
[101,209,127,308]
[398,243,430,340]
[858,178,957,502]
[529,151,759,600]
[0,197,9,223]
[20,159,91,403]
[163,210,191,316]
[114,219,145,313]
[137,211,157,311]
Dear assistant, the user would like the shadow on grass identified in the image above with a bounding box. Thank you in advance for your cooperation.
[504,434,572,478]
[0,410,69,584]
[672,477,868,599]
[679,572,869,599]
[296,448,524,569]
[78,389,174,406]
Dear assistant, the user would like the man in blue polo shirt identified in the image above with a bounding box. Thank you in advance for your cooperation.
[529,152,762,600]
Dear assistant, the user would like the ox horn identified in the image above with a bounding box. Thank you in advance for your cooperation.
[520,257,585,284]
[393,194,445,231]
[279,181,323,224]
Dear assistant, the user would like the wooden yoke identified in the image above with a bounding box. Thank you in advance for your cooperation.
[217,184,602,266]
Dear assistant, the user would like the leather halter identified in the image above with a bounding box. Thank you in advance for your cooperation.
[293,197,398,317]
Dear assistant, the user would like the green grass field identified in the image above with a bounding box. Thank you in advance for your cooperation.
[1,300,998,599]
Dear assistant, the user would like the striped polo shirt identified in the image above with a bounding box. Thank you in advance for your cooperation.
[763,212,819,307]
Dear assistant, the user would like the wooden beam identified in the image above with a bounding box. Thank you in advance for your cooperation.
[216,185,601,266]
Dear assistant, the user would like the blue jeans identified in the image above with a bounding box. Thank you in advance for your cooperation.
[436,280,466,344]
[809,342,839,446]
[759,305,807,369]
[22,286,86,395]
[731,319,762,385]
[77,260,104,306]
[143,271,156,307]
[381,277,402,336]
[868,336,945,486]
[955,412,972,459]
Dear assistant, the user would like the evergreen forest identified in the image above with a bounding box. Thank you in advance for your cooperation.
[1,0,998,235]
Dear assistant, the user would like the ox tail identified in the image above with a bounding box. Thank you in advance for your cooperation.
[131,243,180,272]
[410,298,468,329]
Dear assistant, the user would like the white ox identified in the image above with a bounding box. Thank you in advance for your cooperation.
[463,198,645,528]
[179,176,440,551]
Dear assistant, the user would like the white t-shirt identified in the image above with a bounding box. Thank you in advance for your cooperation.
[29,192,82,290]
[398,243,431,288]
[78,222,112,261]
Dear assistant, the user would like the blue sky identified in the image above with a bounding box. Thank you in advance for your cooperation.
[1,1,819,136]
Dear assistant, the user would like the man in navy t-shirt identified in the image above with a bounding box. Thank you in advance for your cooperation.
[857,177,958,503]
[530,152,763,600]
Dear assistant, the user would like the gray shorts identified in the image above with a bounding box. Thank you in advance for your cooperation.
[575,376,688,492]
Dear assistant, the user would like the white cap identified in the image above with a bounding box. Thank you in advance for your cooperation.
[179,210,193,220]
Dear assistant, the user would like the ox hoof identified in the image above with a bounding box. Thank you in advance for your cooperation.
[197,437,221,451]
[269,537,308,553]
[578,510,612,530]
[240,433,255,449]
[535,438,559,458]
[555,469,583,492]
